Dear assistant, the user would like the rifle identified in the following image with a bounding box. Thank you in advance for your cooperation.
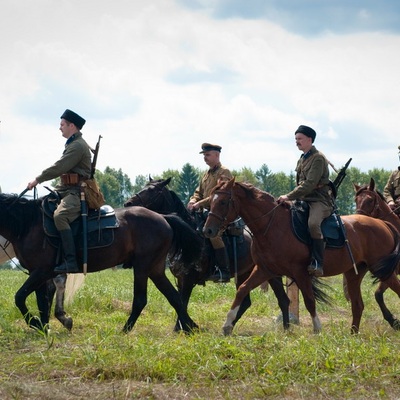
[90,135,103,179]
[333,158,352,192]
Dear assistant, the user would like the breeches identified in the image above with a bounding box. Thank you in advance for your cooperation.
[54,192,81,231]
[308,201,333,239]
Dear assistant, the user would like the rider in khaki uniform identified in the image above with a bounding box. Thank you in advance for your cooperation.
[278,125,334,277]
[27,109,92,273]
[383,145,400,215]
[187,143,233,282]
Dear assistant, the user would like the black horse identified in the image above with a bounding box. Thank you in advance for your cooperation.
[124,177,291,331]
[0,192,203,333]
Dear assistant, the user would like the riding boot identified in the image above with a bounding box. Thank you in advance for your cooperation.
[307,238,325,277]
[54,229,79,273]
[209,247,230,283]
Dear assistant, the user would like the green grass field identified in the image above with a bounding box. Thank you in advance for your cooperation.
[1,268,400,399]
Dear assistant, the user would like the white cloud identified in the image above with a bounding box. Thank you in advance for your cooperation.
[1,0,399,195]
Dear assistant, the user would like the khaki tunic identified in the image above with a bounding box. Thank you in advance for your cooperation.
[286,145,333,239]
[36,132,92,230]
[287,145,332,206]
[383,169,400,203]
[190,163,232,209]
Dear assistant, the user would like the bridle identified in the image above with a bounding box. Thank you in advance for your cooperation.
[207,188,281,236]
[128,183,173,210]
[355,189,399,220]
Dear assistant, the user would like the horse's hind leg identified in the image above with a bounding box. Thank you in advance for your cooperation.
[377,272,400,330]
[53,274,73,331]
[174,275,195,332]
[123,271,149,333]
[151,271,198,333]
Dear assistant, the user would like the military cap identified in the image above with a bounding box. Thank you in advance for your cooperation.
[199,143,222,153]
[295,125,316,143]
[60,109,86,130]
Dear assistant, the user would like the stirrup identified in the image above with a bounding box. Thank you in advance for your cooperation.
[307,262,323,277]
[208,268,230,283]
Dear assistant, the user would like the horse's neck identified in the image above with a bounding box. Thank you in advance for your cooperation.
[236,196,283,236]
[376,206,400,230]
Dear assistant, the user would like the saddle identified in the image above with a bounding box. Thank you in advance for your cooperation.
[42,193,119,250]
[291,200,345,248]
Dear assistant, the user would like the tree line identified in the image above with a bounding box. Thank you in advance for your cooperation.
[94,163,393,216]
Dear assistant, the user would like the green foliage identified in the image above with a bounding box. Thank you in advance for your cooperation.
[96,167,133,207]
[176,163,201,205]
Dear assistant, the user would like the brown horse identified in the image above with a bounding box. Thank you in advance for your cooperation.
[203,178,400,334]
[0,192,203,333]
[354,177,400,329]
[124,177,291,331]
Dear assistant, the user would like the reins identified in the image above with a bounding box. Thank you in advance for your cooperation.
[208,188,281,235]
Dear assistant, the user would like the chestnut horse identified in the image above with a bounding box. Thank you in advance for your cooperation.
[0,192,202,333]
[124,177,291,331]
[354,177,400,329]
[203,178,400,334]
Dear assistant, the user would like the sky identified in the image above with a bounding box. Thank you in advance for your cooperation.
[1,0,400,196]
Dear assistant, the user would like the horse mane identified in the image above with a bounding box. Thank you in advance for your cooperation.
[168,190,195,226]
[0,194,42,238]
[234,181,276,203]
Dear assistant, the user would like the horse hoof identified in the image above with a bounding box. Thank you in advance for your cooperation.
[223,325,233,336]
[64,317,73,331]
[393,320,400,330]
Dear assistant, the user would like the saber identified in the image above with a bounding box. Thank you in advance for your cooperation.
[80,183,88,275]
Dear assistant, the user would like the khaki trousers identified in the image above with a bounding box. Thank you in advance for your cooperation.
[54,192,81,231]
[308,201,333,239]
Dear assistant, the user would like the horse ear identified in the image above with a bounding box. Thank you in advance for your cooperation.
[369,177,375,191]
[353,183,360,192]
[149,175,153,182]
[161,177,172,187]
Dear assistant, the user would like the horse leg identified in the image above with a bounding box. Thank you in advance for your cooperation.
[122,271,149,333]
[53,274,73,331]
[230,272,252,329]
[223,265,269,336]
[34,280,53,329]
[174,275,195,332]
[151,272,198,333]
[376,272,400,330]
[294,277,321,333]
[343,270,366,334]
[268,277,290,330]
[15,269,52,331]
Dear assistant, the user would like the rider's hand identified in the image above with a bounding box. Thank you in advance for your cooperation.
[27,179,38,190]
[277,195,289,204]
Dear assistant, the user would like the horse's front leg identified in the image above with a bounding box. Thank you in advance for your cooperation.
[223,265,270,336]
[15,269,52,331]
[53,274,73,331]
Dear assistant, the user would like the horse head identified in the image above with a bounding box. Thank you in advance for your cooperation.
[354,178,391,218]
[203,177,239,238]
[124,177,173,210]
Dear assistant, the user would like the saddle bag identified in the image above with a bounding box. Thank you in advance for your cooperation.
[82,179,105,210]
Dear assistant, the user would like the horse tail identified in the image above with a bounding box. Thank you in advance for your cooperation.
[65,273,85,304]
[163,214,203,264]
[312,277,333,305]
[371,223,400,282]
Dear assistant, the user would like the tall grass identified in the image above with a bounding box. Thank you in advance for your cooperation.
[1,269,400,399]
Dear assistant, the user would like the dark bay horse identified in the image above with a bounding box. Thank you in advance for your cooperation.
[0,192,203,333]
[355,177,400,329]
[124,177,290,331]
[203,178,400,334]
[1,235,75,330]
